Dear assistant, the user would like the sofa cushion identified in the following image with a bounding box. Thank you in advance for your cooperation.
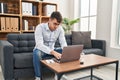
[72,31,91,49]
[83,48,103,56]
[14,52,33,68]
[65,34,72,45]
[7,33,35,53]
[55,34,72,47]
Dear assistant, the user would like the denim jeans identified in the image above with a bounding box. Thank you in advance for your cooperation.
[33,48,62,77]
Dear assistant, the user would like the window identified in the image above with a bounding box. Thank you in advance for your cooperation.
[79,0,97,39]
[111,0,120,48]
[118,1,120,45]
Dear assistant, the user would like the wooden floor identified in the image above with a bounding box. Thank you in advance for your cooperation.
[0,65,120,80]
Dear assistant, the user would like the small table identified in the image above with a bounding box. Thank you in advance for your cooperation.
[41,54,119,80]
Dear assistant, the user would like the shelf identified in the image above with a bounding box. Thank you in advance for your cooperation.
[21,30,35,33]
[42,2,57,5]
[22,15,40,18]
[0,0,19,3]
[22,0,41,3]
[41,16,49,18]
[0,31,20,33]
[0,13,20,17]
[0,38,7,40]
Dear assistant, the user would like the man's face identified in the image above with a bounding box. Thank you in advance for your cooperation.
[48,18,60,31]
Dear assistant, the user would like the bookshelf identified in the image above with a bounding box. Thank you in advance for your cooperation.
[0,0,57,40]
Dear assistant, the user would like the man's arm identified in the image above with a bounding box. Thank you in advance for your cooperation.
[50,50,61,59]
[58,26,67,48]
[35,24,52,54]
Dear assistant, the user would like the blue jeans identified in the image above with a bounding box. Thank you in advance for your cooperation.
[33,48,62,77]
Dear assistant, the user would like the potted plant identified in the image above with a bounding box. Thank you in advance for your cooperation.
[62,17,80,34]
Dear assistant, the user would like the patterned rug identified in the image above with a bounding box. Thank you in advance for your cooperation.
[74,75,103,80]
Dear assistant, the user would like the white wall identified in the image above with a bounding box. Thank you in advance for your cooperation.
[97,0,120,68]
[43,0,70,18]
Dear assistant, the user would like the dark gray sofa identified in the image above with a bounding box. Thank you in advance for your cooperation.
[0,33,106,80]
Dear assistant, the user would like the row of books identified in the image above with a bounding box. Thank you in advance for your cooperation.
[0,2,56,16]
[0,17,19,31]
[0,2,19,14]
[22,2,56,16]
[22,2,37,15]
[22,20,35,31]
[0,3,7,13]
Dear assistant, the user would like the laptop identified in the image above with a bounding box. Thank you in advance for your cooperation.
[53,45,83,63]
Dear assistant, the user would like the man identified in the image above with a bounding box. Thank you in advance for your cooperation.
[33,11,67,80]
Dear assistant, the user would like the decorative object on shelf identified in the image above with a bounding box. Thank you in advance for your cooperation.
[62,18,80,34]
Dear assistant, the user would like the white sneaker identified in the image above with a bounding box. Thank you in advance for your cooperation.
[54,73,58,80]
[35,77,41,80]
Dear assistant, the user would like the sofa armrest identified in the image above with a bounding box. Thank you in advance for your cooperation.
[91,39,106,56]
[0,40,14,79]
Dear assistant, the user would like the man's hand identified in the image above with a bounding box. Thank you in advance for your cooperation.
[50,50,61,59]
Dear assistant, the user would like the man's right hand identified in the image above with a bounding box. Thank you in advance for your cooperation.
[50,50,61,59]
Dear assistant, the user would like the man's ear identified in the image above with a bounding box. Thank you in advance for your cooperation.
[48,18,50,22]
[48,18,51,24]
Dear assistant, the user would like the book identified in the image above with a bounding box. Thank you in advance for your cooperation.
[22,2,27,15]
[22,2,33,15]
[0,17,6,31]
[24,20,28,31]
[0,3,4,13]
[5,17,11,31]
[3,3,7,13]
[32,5,37,15]
[28,3,32,15]
[0,3,1,13]
[0,3,7,13]
[10,17,19,32]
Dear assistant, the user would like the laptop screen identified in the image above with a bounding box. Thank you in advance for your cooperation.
[54,45,83,63]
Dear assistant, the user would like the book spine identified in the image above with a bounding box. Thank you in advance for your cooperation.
[0,3,1,13]
[5,17,11,31]
[32,5,37,15]
[1,3,3,13]
[24,20,28,31]
[0,17,6,31]
[3,3,7,13]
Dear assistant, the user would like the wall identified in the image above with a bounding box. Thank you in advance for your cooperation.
[43,0,70,18]
[96,0,120,68]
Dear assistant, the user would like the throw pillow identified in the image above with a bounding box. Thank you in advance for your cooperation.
[72,31,92,49]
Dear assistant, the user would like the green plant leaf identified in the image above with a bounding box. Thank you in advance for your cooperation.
[62,17,80,34]
[69,18,80,25]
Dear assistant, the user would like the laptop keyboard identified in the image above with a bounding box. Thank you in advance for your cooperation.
[53,58,61,63]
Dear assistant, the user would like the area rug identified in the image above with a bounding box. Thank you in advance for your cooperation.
[74,75,103,80]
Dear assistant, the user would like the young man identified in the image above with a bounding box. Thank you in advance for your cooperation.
[33,11,67,80]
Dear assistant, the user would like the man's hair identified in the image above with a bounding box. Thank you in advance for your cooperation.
[50,11,62,23]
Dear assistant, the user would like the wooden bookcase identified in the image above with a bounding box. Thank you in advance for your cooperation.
[0,0,57,40]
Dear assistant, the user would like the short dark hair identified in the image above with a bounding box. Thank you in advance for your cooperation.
[50,11,62,23]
